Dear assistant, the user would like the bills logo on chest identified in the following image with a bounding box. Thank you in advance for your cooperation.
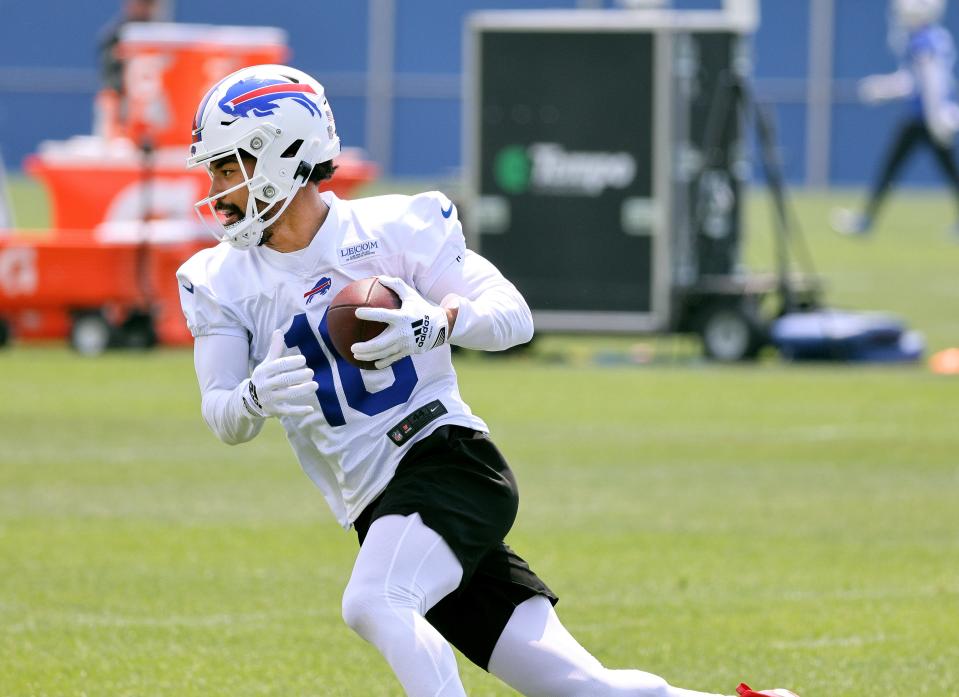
[338,240,381,265]
[304,276,333,305]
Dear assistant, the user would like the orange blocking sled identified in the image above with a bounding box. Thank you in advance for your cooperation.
[24,146,377,235]
[0,158,376,351]
[0,22,378,352]
[0,232,207,349]
[0,232,151,346]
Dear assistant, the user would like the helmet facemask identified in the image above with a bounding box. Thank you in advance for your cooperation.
[187,65,341,249]
[192,127,309,249]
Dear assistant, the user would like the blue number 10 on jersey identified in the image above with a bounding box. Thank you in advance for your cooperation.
[284,311,418,426]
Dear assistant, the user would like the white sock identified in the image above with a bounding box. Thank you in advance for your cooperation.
[488,595,732,697]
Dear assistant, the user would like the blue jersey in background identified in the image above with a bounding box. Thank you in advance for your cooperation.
[905,24,957,117]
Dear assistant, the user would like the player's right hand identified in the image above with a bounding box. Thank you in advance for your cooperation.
[928,104,959,148]
[241,329,317,418]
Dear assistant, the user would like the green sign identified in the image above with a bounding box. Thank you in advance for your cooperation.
[494,145,531,194]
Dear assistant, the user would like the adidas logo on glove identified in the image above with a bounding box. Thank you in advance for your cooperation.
[412,316,430,348]
[413,317,447,350]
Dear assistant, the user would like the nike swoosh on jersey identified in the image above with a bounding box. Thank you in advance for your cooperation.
[182,282,195,294]
[441,201,454,218]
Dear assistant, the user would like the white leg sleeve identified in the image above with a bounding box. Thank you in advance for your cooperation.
[341,513,466,697]
[488,596,732,697]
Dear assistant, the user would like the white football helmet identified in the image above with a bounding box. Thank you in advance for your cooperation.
[894,0,946,29]
[187,64,341,249]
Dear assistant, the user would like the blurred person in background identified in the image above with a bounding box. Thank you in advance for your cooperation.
[97,0,161,94]
[832,0,959,238]
[95,0,161,135]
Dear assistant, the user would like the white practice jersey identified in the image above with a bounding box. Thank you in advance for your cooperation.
[177,190,518,527]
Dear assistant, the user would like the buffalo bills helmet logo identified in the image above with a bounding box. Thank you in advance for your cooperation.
[218,78,321,120]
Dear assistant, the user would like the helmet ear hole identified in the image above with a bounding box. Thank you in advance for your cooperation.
[281,139,304,158]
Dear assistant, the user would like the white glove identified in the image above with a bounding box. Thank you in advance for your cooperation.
[351,276,450,369]
[240,329,317,418]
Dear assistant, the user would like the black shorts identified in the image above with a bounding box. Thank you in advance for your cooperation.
[352,424,558,670]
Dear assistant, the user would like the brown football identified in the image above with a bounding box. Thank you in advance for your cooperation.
[326,277,401,369]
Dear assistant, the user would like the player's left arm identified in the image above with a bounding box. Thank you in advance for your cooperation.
[901,27,959,146]
[915,52,959,146]
[426,249,534,352]
[350,193,533,368]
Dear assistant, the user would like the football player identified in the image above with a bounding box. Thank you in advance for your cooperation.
[177,63,799,697]
[832,0,959,237]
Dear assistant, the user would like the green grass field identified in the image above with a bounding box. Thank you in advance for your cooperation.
[1,182,958,696]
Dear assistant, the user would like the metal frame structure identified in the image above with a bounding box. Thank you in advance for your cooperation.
[464,8,755,335]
